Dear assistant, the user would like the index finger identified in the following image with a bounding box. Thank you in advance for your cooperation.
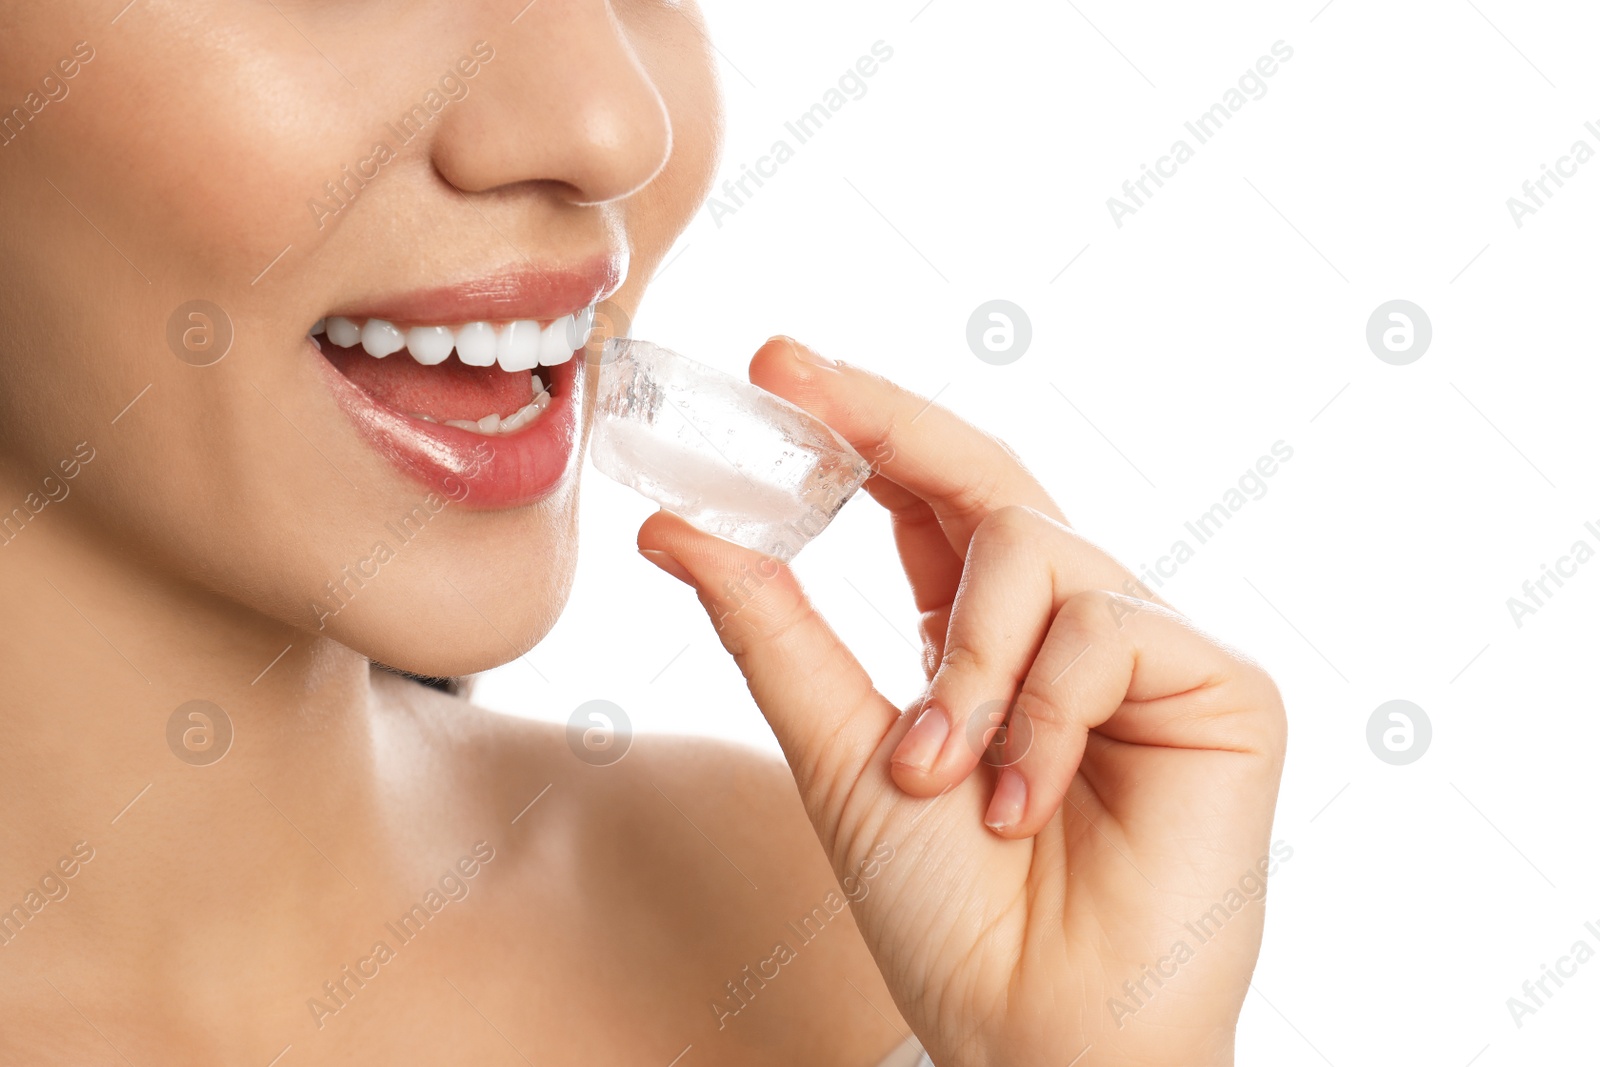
[750,336,1066,555]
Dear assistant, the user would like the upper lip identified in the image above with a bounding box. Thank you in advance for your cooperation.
[323,252,626,326]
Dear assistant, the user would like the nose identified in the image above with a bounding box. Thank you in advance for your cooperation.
[431,2,673,206]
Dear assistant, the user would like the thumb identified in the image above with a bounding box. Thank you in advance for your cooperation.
[636,510,898,816]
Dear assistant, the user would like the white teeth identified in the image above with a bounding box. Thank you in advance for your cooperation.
[429,393,552,436]
[496,320,541,372]
[407,325,454,366]
[360,319,405,358]
[326,316,361,347]
[316,304,595,369]
[499,405,535,433]
[538,316,576,366]
[455,321,497,366]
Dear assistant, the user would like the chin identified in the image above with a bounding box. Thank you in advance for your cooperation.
[301,497,582,680]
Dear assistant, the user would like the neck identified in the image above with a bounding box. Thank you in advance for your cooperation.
[0,508,388,1030]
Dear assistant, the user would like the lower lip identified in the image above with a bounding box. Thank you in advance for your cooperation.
[311,340,584,509]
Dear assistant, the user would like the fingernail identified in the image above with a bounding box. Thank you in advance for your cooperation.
[984,767,1027,832]
[639,548,695,587]
[773,335,835,368]
[891,703,949,773]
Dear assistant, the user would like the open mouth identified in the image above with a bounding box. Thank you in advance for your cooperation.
[310,306,594,436]
[305,256,622,508]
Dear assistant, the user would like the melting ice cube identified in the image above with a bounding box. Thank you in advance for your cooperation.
[589,339,872,562]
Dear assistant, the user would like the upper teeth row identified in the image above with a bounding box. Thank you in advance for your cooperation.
[312,305,596,373]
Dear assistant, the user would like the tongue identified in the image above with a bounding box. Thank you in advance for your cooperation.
[323,343,534,421]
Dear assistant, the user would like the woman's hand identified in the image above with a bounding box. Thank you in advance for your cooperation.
[636,337,1287,1067]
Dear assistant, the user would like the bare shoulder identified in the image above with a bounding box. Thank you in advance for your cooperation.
[595,730,910,1065]
[370,671,907,1065]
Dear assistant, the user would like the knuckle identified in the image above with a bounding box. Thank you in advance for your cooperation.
[1176,650,1289,759]
[1013,679,1069,733]
[714,569,805,654]
[1242,666,1289,754]
[946,463,1008,521]
[934,639,987,683]
[972,503,1041,546]
[862,433,897,473]
[752,588,811,645]
[854,421,897,474]
[1060,588,1124,635]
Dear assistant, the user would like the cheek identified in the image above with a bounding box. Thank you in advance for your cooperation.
[51,21,370,281]
[0,9,362,457]
[622,24,722,264]
[18,3,469,302]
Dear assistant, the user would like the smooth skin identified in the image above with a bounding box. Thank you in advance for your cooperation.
[639,339,1288,1066]
[0,1,1284,1063]
[1,2,905,1062]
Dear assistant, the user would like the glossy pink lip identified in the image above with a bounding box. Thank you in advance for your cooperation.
[311,256,622,509]
[327,255,626,325]
[314,345,584,509]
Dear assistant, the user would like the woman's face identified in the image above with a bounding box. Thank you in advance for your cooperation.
[0,1,719,675]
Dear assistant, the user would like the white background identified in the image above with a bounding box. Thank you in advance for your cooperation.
[476,2,1600,1062]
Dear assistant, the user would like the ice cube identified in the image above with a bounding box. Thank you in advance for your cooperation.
[589,339,872,562]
